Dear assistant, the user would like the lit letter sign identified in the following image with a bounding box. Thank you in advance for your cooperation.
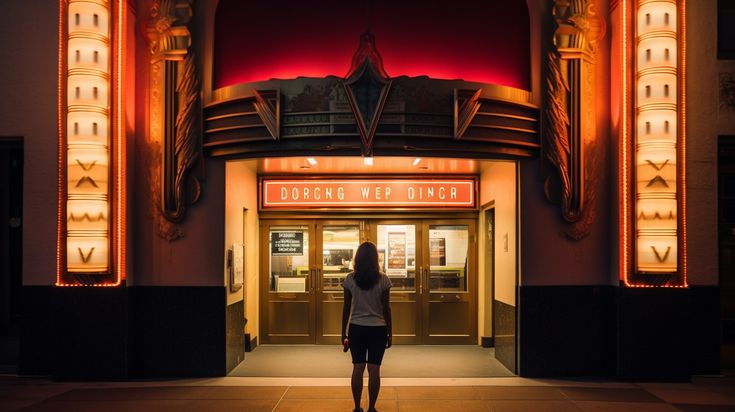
[261,179,475,209]
[58,0,125,285]
[65,0,112,273]
[622,0,686,286]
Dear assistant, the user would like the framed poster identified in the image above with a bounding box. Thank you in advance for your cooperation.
[430,237,446,266]
[386,232,407,277]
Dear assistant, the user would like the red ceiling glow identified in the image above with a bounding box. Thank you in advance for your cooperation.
[214,0,530,90]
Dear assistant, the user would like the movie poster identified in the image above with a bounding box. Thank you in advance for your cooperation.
[386,231,407,277]
[430,237,446,266]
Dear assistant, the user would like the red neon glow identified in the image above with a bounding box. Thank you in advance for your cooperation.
[214,0,530,90]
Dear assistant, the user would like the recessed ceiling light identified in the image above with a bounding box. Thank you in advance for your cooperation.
[307,157,317,166]
[364,157,374,166]
[412,157,422,166]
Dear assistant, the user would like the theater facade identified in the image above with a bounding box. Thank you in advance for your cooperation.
[3,0,731,379]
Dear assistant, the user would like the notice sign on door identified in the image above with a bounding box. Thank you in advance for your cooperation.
[430,238,446,267]
[386,232,407,277]
[271,232,304,256]
[261,178,475,209]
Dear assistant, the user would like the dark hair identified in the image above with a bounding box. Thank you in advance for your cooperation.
[353,241,381,290]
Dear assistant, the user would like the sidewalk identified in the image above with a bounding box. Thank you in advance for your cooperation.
[2,375,735,412]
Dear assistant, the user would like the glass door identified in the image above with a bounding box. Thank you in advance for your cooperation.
[260,220,316,344]
[316,221,363,344]
[371,220,422,344]
[421,220,477,344]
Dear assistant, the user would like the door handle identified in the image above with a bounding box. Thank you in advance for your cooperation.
[424,267,430,294]
[419,266,424,295]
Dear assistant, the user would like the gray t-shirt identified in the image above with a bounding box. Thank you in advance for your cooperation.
[343,272,392,327]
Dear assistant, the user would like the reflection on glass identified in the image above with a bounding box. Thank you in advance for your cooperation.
[376,224,416,292]
[269,226,309,292]
[429,225,468,292]
[322,225,360,290]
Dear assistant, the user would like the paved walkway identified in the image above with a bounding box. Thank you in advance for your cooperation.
[1,375,735,411]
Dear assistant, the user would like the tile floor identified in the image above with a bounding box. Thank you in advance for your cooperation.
[1,375,734,412]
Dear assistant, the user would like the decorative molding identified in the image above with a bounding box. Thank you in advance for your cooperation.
[544,0,605,238]
[162,53,201,223]
[454,89,482,139]
[204,77,539,159]
[342,32,393,156]
[252,89,280,139]
[147,0,202,235]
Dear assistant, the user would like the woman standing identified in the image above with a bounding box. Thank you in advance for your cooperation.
[341,241,392,412]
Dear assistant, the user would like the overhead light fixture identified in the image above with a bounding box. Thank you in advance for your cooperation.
[306,157,317,166]
[412,157,422,166]
[364,157,373,166]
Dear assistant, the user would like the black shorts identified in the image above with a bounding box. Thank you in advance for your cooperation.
[348,323,388,365]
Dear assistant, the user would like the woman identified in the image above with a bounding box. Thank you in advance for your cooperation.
[341,241,392,412]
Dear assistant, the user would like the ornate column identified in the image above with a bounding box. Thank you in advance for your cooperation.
[544,0,604,239]
[146,0,202,240]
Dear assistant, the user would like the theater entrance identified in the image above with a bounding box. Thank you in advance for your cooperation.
[260,218,477,345]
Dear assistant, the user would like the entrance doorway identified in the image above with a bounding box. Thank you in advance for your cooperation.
[0,138,22,372]
[260,218,477,345]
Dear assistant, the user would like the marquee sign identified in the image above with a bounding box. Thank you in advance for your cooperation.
[261,178,476,209]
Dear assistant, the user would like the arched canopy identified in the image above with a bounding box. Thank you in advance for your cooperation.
[213,0,530,90]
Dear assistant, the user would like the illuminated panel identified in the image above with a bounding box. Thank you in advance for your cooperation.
[261,179,476,210]
[58,0,124,285]
[66,0,111,274]
[626,0,686,286]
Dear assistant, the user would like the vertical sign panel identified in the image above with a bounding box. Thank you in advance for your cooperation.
[625,0,686,286]
[59,0,124,285]
[65,0,112,274]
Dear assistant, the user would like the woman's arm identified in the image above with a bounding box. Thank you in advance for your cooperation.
[341,288,352,342]
[381,288,392,348]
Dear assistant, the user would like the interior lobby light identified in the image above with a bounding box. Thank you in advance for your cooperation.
[364,157,374,166]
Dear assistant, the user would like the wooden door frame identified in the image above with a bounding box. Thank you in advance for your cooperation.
[314,219,363,344]
[367,219,424,344]
[259,213,479,345]
[420,218,478,344]
[259,219,317,344]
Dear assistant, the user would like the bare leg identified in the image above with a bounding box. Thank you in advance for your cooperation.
[351,363,366,410]
[367,363,381,411]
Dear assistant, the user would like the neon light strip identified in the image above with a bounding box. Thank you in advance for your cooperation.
[115,0,124,284]
[679,0,687,287]
[622,0,630,285]
[56,0,66,285]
